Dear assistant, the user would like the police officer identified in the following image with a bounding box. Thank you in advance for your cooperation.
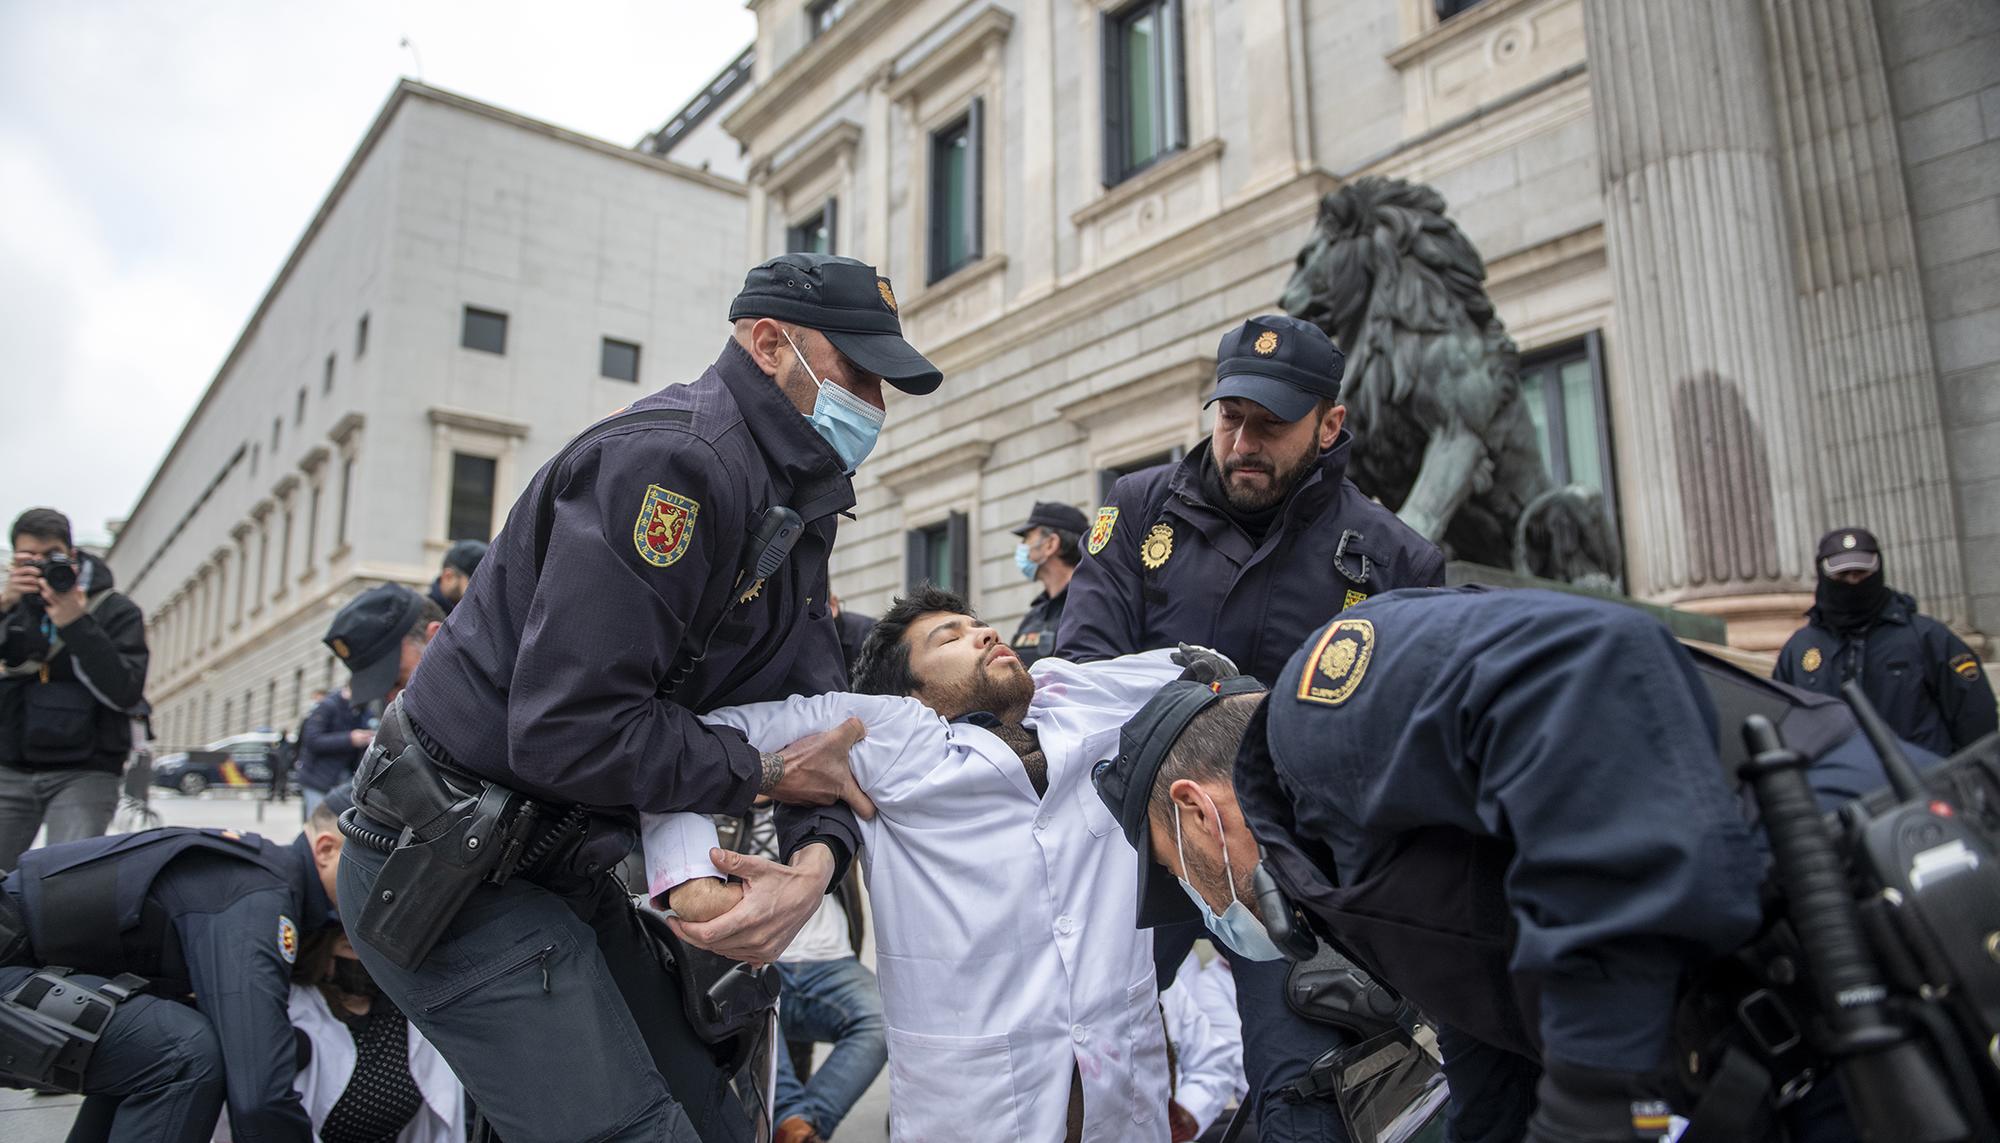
[1099,587,1901,1142]
[426,539,487,616]
[1774,527,1995,754]
[1007,500,1087,668]
[0,798,346,1141]
[337,252,940,1143]
[1059,313,1444,1140]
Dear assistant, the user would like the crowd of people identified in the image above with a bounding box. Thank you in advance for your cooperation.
[0,249,1994,1143]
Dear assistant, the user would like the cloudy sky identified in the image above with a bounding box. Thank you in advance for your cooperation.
[1,0,754,550]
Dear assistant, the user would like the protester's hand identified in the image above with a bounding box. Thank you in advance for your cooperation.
[1169,1100,1200,1143]
[2,560,41,614]
[1171,642,1238,684]
[665,877,743,924]
[348,729,374,749]
[667,843,835,964]
[762,717,876,820]
[43,578,87,629]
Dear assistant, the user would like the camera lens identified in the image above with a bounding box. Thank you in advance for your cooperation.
[40,555,77,595]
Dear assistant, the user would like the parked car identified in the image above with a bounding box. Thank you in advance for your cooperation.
[153,731,280,796]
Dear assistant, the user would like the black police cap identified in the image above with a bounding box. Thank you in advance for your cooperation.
[1011,501,1089,538]
[443,539,487,576]
[1206,315,1347,423]
[323,584,426,707]
[1092,675,1267,929]
[728,253,943,395]
[1815,527,1882,576]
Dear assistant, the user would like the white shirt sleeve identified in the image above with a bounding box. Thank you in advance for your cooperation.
[639,690,941,898]
[1165,952,1247,1133]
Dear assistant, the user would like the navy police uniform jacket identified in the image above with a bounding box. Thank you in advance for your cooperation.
[1008,588,1066,669]
[295,689,369,793]
[1059,431,1445,683]
[1773,591,1996,756]
[3,828,336,1139]
[401,340,860,864]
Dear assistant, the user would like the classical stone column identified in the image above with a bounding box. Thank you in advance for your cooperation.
[1585,0,1823,647]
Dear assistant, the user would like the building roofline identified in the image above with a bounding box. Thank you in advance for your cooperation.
[639,45,756,157]
[109,79,744,577]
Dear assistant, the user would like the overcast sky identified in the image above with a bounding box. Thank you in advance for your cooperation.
[0,0,755,550]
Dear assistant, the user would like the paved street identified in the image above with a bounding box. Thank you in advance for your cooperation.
[2,789,892,1142]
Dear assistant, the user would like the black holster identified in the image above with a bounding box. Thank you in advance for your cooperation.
[634,908,779,1067]
[0,969,145,1092]
[346,704,536,971]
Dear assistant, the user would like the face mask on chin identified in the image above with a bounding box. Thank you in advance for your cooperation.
[786,330,884,474]
[1173,789,1285,962]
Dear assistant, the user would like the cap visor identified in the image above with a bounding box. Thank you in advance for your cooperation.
[1136,845,1202,928]
[1822,552,1880,575]
[824,329,943,395]
[1206,375,1317,422]
[347,651,401,707]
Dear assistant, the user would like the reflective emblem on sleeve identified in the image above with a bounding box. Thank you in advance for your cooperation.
[1297,619,1374,707]
[1951,652,1980,680]
[634,485,700,568]
[1087,507,1119,555]
[278,916,298,964]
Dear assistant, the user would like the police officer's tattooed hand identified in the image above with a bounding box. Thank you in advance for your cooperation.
[668,843,838,964]
[759,716,877,820]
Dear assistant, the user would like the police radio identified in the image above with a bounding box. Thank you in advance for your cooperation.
[1738,690,2000,1141]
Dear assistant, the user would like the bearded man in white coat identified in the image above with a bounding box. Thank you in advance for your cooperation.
[651,585,1225,1142]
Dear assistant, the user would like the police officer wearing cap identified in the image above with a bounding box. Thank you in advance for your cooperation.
[1059,313,1443,1141]
[337,253,941,1143]
[1774,527,1995,755]
[1097,586,1919,1143]
[298,584,444,814]
[1008,500,1088,669]
[0,795,348,1140]
[427,539,487,616]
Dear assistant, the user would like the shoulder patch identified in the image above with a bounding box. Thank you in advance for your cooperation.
[1341,589,1368,611]
[1801,647,1823,673]
[1951,652,1981,680]
[1087,507,1120,555]
[1140,524,1175,570]
[1297,618,1374,707]
[634,484,699,568]
[278,916,299,964]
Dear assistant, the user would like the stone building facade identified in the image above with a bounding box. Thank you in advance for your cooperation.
[108,82,746,750]
[720,0,1996,648]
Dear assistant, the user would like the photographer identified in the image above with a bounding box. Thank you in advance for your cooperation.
[0,508,149,870]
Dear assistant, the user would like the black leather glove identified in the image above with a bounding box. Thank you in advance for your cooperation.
[1170,642,1238,684]
[1524,1060,1672,1143]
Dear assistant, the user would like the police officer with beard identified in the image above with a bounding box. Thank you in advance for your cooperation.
[1060,314,1443,1141]
[337,253,941,1143]
[1774,527,1994,755]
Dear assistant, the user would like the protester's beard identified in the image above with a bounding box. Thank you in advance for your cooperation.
[1816,569,1890,632]
[924,657,1034,723]
[1220,446,1317,513]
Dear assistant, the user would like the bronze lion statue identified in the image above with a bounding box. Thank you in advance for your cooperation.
[1280,176,1620,587]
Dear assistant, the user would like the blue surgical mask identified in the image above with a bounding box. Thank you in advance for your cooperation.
[786,331,884,474]
[1174,790,1285,962]
[1014,543,1040,580]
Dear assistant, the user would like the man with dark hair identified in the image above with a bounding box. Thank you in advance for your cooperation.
[426,540,487,616]
[300,585,444,815]
[0,508,149,870]
[0,791,348,1141]
[651,587,1219,1141]
[339,253,938,1142]
[1008,501,1087,668]
[1774,527,1994,754]
[1098,588,1909,1143]
[827,592,875,684]
[1059,315,1445,1141]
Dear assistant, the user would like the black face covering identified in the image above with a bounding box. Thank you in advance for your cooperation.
[1816,567,1890,632]
[329,957,380,999]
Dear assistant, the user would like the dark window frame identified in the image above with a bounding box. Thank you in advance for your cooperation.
[356,313,369,358]
[927,100,985,284]
[336,457,353,548]
[304,483,321,568]
[447,452,499,542]
[904,511,970,596]
[1097,445,1187,503]
[807,0,848,38]
[1102,0,1188,187]
[461,306,509,355]
[295,385,307,425]
[601,337,642,383]
[1519,329,1619,528]
[322,352,335,395]
[785,198,838,255]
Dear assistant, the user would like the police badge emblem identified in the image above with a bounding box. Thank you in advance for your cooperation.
[1297,618,1374,707]
[1802,647,1823,673]
[278,916,298,964]
[1253,329,1279,356]
[634,484,699,568]
[1087,507,1119,555]
[1141,524,1174,570]
[878,280,898,313]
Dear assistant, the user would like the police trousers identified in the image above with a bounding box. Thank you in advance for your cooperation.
[339,832,751,1143]
[0,965,225,1143]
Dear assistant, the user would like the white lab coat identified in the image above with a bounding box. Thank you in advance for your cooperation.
[648,650,1183,1142]
[282,985,466,1143]
[1162,951,1247,1134]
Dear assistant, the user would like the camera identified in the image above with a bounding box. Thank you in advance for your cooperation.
[15,553,78,613]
